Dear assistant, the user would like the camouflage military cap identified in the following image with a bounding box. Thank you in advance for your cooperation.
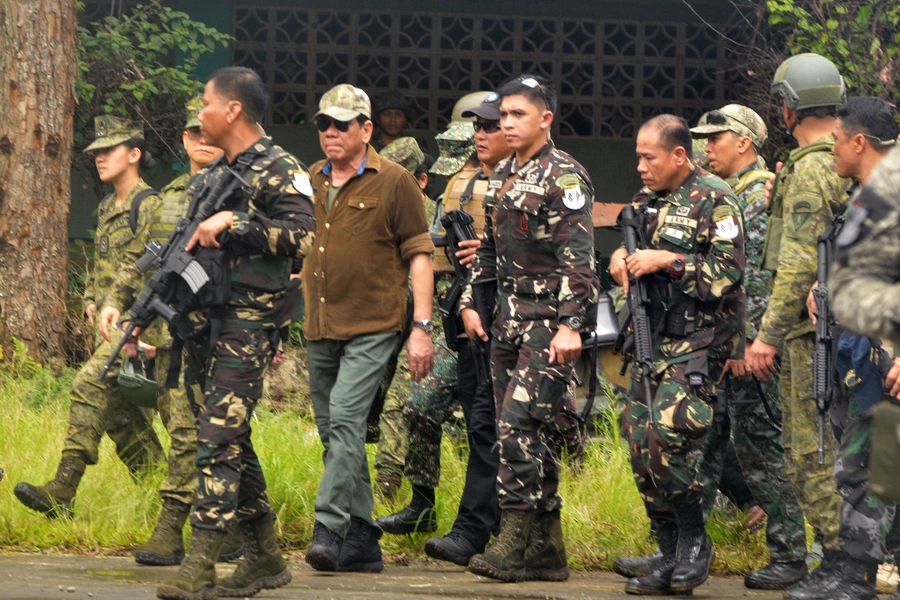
[185,95,203,129]
[373,90,411,120]
[379,136,425,175]
[690,104,768,149]
[84,115,143,153]
[316,84,371,121]
[430,122,476,175]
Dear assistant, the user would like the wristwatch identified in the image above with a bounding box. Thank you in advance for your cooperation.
[412,319,435,333]
[670,253,686,279]
[560,316,583,331]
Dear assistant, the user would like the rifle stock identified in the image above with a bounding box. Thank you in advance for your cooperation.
[812,236,833,465]
[620,205,656,424]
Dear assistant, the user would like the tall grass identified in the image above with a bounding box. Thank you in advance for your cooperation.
[0,356,769,572]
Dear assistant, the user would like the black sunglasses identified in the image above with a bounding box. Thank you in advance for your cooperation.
[473,121,501,133]
[315,116,355,133]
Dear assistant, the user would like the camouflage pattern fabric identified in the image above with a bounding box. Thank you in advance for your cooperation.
[154,347,199,506]
[462,141,598,511]
[83,115,142,153]
[430,123,476,175]
[379,137,424,175]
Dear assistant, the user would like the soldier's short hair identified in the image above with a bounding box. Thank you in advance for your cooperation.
[837,97,899,152]
[497,74,557,114]
[207,67,268,124]
[641,114,693,161]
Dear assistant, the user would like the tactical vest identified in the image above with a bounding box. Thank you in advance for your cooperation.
[150,174,192,244]
[761,141,833,272]
[434,165,489,273]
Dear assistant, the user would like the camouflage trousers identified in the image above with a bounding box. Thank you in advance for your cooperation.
[699,371,808,563]
[185,327,276,532]
[781,332,841,550]
[491,330,575,512]
[64,333,163,474]
[154,348,199,506]
[374,344,412,481]
[831,387,898,563]
[623,361,714,521]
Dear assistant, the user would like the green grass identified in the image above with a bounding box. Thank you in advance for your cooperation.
[0,357,770,573]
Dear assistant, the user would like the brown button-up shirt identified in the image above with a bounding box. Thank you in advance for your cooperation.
[304,144,434,340]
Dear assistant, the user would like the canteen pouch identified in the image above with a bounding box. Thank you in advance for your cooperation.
[870,399,900,504]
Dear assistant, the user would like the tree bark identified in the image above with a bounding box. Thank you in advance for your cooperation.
[0,0,77,365]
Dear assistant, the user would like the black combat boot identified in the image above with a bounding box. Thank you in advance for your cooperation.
[625,520,678,595]
[614,550,664,578]
[218,514,291,597]
[669,503,714,593]
[425,531,481,566]
[523,509,569,581]
[375,485,437,534]
[338,517,384,572]
[156,527,226,600]
[136,499,192,565]
[785,552,877,600]
[744,560,807,589]
[469,510,535,582]
[218,527,244,563]
[14,455,86,518]
[786,548,841,594]
[305,521,342,572]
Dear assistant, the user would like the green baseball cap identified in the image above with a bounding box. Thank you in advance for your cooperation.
[316,84,371,121]
[379,137,424,175]
[185,96,204,129]
[84,115,143,153]
[430,123,476,175]
[690,104,768,149]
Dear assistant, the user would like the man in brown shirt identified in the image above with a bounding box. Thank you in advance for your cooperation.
[303,83,435,573]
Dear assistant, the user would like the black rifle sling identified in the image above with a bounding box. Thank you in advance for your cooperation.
[129,188,161,234]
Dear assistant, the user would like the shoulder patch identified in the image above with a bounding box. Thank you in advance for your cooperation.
[292,172,313,196]
[555,173,582,188]
[711,205,735,221]
[563,184,586,210]
[715,215,739,240]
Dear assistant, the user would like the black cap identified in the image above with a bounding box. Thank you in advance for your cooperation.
[461,92,501,121]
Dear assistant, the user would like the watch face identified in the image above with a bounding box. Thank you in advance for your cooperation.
[414,320,434,333]
[566,317,582,330]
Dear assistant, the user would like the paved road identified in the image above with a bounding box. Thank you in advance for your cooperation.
[0,553,794,600]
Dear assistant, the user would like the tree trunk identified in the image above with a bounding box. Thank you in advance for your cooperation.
[0,0,77,365]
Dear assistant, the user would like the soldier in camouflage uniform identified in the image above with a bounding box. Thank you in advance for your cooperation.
[691,105,809,590]
[746,53,851,595]
[154,67,315,600]
[609,114,746,595]
[98,98,246,566]
[461,75,599,583]
[15,116,164,519]
[786,97,900,600]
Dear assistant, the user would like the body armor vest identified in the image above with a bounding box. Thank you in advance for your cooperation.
[435,165,489,273]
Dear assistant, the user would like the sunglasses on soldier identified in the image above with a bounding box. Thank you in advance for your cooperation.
[315,116,356,133]
[473,120,502,133]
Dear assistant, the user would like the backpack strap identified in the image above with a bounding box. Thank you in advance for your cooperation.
[129,188,160,234]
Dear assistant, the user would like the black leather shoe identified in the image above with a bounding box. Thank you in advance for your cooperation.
[614,550,664,578]
[425,531,480,566]
[669,529,714,592]
[624,557,677,595]
[744,560,807,590]
[376,504,437,535]
[306,521,342,572]
[785,553,876,600]
[338,518,383,573]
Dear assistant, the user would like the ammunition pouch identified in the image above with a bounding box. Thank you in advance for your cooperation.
[172,247,231,314]
[648,279,696,339]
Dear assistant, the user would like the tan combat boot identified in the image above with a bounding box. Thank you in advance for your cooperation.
[156,527,226,600]
[217,515,291,597]
[136,499,192,566]
[468,510,535,582]
[14,455,86,518]
[524,509,569,581]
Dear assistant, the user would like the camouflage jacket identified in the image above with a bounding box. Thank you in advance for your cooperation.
[726,162,772,340]
[757,137,850,345]
[629,166,746,374]
[192,137,316,329]
[460,141,599,345]
[84,179,161,315]
[831,147,900,346]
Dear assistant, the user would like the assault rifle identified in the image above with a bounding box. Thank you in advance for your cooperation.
[98,157,250,380]
[812,235,834,465]
[619,205,656,424]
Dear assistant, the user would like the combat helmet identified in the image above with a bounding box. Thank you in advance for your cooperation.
[450,92,495,126]
[118,354,158,409]
[771,53,846,112]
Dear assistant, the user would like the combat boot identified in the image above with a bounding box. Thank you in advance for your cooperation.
[338,517,384,572]
[624,521,678,595]
[469,510,535,582]
[786,548,841,594]
[523,509,569,581]
[217,514,291,597]
[136,499,191,565]
[375,485,436,534]
[785,552,877,600]
[744,560,807,589]
[669,504,714,592]
[305,521,342,572]
[425,531,481,566]
[14,455,86,518]
[614,550,664,578]
[218,527,244,563]
[156,527,226,600]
